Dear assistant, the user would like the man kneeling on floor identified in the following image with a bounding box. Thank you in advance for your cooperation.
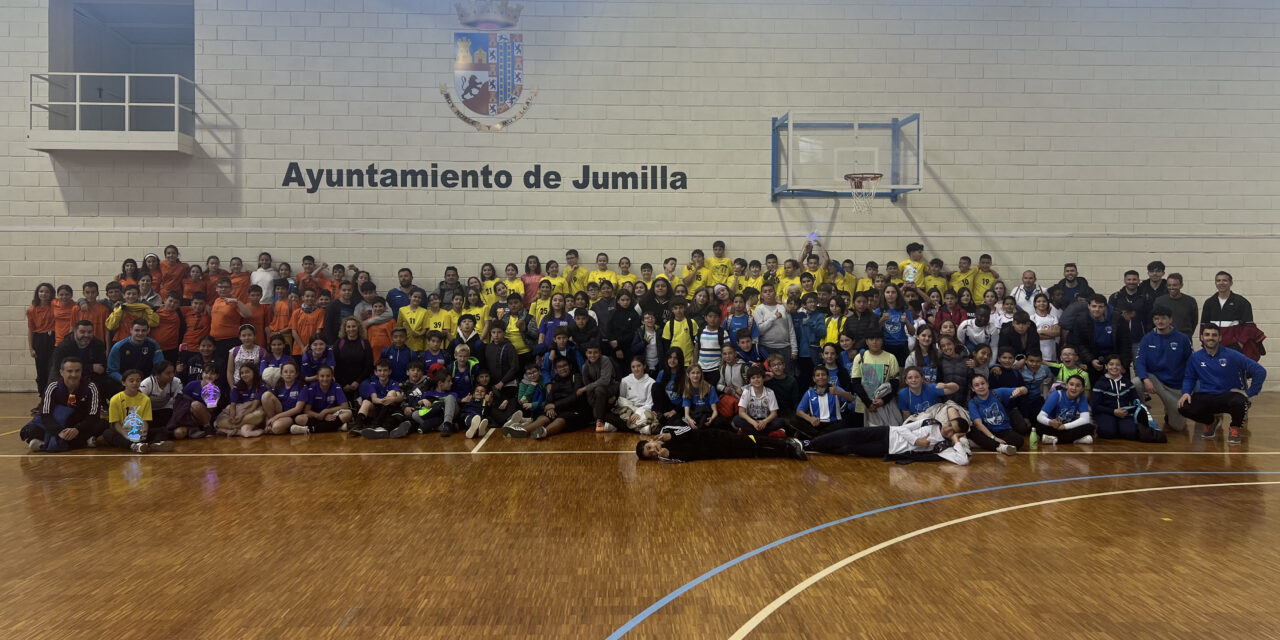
[635,425,808,463]
[803,403,973,465]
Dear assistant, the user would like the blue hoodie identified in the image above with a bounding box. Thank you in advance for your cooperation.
[1134,329,1191,386]
[1182,346,1267,396]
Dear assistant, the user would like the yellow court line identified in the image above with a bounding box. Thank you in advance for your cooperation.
[0,429,19,437]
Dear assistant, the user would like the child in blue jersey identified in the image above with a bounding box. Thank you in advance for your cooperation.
[460,383,491,438]
[875,284,915,366]
[355,359,405,438]
[1036,375,1095,445]
[266,361,306,435]
[290,365,352,434]
[540,327,581,381]
[721,294,757,347]
[217,363,268,438]
[181,366,225,438]
[896,366,960,421]
[300,336,334,384]
[449,343,480,399]
[418,331,448,372]
[785,295,813,389]
[1016,352,1052,418]
[380,327,416,384]
[794,367,856,436]
[682,366,726,430]
[734,329,765,367]
[967,374,1030,454]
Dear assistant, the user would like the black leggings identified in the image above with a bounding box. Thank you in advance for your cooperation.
[969,409,1030,451]
[32,332,55,394]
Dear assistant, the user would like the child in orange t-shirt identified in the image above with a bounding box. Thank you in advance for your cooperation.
[52,285,78,346]
[181,292,212,354]
[74,281,112,345]
[158,244,187,298]
[289,289,326,356]
[269,280,296,347]
[367,297,395,357]
[227,257,251,303]
[152,292,184,362]
[182,265,206,304]
[27,283,56,394]
[247,285,271,349]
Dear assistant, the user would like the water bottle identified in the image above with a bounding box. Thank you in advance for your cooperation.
[1029,427,1039,450]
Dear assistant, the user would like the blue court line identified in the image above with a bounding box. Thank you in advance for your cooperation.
[605,470,1280,639]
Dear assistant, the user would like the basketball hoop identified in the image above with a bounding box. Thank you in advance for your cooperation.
[843,172,883,215]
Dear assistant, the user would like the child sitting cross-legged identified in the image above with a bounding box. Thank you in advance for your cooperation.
[354,359,406,439]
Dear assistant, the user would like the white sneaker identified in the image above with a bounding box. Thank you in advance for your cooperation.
[27,438,43,453]
[290,424,310,435]
[638,425,655,436]
[86,436,98,448]
[1040,434,1059,445]
[997,444,1017,456]
[465,415,482,438]
[1075,435,1094,445]
[503,411,524,429]
[478,418,489,436]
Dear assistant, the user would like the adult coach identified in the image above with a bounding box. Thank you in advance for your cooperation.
[22,357,107,452]
[1135,308,1192,432]
[50,320,113,396]
[386,268,428,319]
[1178,324,1266,444]
[1153,273,1197,337]
[107,319,164,382]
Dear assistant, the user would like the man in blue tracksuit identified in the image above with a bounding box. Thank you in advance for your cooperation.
[1135,308,1192,431]
[1179,324,1267,444]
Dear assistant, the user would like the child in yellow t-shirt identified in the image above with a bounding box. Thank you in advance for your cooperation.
[105,369,174,452]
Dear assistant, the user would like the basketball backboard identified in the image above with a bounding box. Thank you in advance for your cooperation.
[771,111,922,202]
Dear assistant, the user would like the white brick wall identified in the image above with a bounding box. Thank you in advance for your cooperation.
[1,0,1278,390]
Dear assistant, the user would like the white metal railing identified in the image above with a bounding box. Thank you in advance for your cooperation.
[29,72,195,136]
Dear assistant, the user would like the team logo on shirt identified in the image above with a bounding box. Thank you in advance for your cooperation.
[1218,358,1228,367]
[442,1,537,131]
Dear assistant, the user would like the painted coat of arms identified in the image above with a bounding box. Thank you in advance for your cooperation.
[442,1,536,131]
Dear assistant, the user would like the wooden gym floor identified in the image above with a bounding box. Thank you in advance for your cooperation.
[2,391,1279,639]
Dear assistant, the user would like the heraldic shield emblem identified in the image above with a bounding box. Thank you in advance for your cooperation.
[454,32,522,116]
[442,1,536,132]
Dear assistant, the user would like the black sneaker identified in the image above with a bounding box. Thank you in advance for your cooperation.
[149,441,176,452]
[360,427,389,439]
[390,421,411,439]
[1228,426,1243,445]
[1202,422,1217,439]
[785,438,809,461]
[440,424,453,437]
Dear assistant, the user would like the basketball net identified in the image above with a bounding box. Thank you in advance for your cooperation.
[844,173,882,215]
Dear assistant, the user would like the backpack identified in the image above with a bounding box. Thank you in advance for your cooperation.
[658,318,698,361]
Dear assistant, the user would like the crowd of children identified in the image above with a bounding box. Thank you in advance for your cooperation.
[21,240,1267,459]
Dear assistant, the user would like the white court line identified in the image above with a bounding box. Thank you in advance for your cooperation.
[0,450,636,458]
[471,425,497,453]
[728,480,1280,640]
[5,450,1280,459]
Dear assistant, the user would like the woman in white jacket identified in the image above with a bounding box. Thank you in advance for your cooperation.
[615,357,657,434]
